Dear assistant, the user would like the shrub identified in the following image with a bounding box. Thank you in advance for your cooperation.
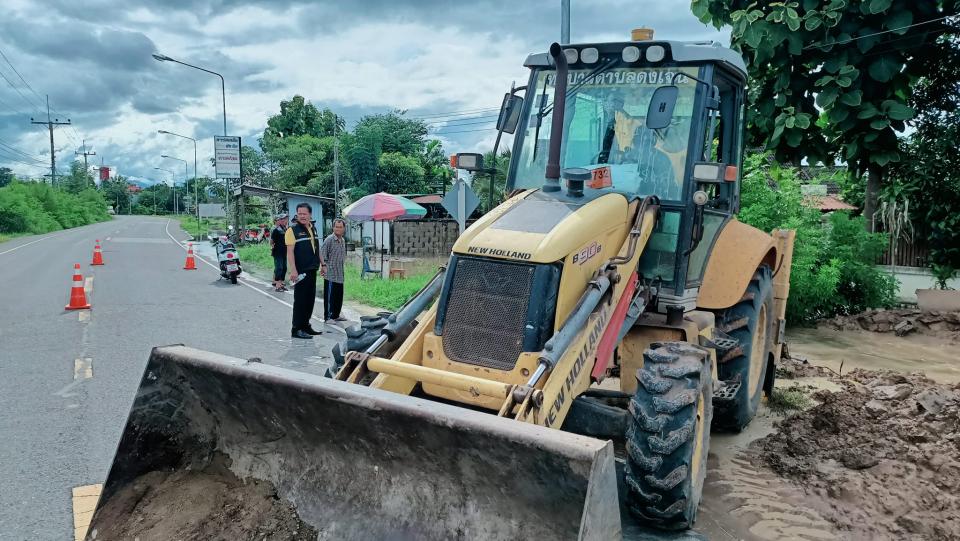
[0,181,109,234]
[738,154,896,324]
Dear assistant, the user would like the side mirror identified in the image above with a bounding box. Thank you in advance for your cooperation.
[496,93,524,134]
[453,152,484,172]
[646,85,678,130]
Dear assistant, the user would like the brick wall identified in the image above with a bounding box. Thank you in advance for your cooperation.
[392,220,474,257]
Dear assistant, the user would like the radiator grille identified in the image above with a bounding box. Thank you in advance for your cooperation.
[442,258,534,371]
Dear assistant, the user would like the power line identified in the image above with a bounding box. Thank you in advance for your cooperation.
[427,116,499,128]
[0,66,43,115]
[429,126,497,135]
[804,13,958,50]
[0,47,45,111]
[0,138,46,163]
[411,107,500,119]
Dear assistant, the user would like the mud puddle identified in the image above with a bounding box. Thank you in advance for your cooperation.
[788,327,960,383]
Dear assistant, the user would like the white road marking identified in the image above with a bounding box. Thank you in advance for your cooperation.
[83,276,93,293]
[162,220,346,335]
[78,311,90,322]
[0,232,60,255]
[53,379,82,398]
[74,358,93,379]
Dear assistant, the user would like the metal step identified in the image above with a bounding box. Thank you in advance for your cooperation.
[712,380,741,402]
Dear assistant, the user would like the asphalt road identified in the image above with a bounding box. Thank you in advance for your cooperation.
[0,216,342,540]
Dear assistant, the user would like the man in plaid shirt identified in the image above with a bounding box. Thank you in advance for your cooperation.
[320,218,348,322]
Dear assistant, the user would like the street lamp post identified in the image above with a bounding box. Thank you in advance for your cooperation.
[161,155,188,215]
[152,52,231,229]
[154,167,174,216]
[159,130,199,235]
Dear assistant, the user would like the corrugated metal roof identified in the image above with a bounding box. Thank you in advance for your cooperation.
[411,194,443,204]
[804,195,856,211]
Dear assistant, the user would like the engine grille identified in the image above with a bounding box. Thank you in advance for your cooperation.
[442,257,534,371]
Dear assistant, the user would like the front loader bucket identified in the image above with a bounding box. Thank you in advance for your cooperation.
[88,345,621,540]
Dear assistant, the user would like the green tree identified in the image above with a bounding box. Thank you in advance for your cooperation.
[63,161,95,194]
[888,33,960,286]
[420,139,453,193]
[473,149,510,213]
[263,95,344,141]
[354,111,427,156]
[240,145,276,187]
[100,176,132,214]
[692,1,956,229]
[0,167,13,188]
[376,152,426,194]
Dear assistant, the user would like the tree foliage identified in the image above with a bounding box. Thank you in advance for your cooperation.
[692,0,957,227]
[0,180,108,233]
[0,167,13,188]
[738,153,896,323]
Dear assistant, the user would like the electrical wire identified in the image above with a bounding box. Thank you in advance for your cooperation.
[429,126,497,134]
[426,116,500,128]
[804,13,958,50]
[411,107,500,119]
[0,138,46,163]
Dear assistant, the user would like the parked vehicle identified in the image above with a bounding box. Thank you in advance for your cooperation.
[214,236,242,284]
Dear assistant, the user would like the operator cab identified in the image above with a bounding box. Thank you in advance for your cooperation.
[496,30,748,308]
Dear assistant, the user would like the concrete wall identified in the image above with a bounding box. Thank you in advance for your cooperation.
[880,265,960,303]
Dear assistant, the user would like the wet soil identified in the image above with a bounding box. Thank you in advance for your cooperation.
[753,369,960,540]
[87,454,317,541]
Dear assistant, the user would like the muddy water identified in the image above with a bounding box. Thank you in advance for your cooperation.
[787,327,960,383]
[696,406,841,541]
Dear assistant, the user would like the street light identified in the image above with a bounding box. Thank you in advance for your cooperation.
[151,53,227,136]
[154,167,174,216]
[159,130,199,235]
[152,52,231,230]
[161,155,188,215]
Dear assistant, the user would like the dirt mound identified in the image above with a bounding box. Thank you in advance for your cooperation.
[88,455,317,541]
[754,369,960,540]
[821,308,960,341]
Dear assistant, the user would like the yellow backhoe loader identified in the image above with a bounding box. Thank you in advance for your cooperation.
[89,29,794,540]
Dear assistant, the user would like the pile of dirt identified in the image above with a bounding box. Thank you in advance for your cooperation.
[88,455,317,541]
[821,308,960,341]
[777,343,834,379]
[754,369,960,540]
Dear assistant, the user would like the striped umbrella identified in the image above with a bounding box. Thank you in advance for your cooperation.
[342,192,426,222]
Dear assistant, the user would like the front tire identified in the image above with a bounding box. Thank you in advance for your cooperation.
[624,342,712,530]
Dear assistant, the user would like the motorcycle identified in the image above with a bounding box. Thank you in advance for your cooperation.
[214,236,242,284]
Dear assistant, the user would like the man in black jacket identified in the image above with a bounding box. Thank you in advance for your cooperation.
[285,203,323,339]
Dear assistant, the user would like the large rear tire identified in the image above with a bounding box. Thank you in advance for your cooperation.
[625,341,712,530]
[713,265,774,431]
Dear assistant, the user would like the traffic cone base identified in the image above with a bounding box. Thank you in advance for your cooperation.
[66,263,91,310]
[91,240,104,266]
[184,243,197,270]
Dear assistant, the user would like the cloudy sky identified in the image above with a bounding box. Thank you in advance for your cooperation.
[0,0,726,184]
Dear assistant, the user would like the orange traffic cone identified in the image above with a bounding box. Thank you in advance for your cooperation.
[91,240,104,266]
[183,243,197,270]
[65,263,91,310]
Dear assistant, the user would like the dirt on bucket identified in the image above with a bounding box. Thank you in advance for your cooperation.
[752,369,960,540]
[87,454,317,541]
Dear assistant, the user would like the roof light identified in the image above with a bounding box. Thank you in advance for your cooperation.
[563,48,579,64]
[622,46,641,63]
[646,45,666,62]
[632,27,655,41]
[580,47,599,64]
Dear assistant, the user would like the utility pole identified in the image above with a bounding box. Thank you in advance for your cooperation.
[333,120,340,218]
[31,95,71,187]
[76,139,96,181]
[561,0,570,44]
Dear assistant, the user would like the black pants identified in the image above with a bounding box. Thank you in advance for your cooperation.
[273,255,287,282]
[324,280,344,320]
[291,269,317,332]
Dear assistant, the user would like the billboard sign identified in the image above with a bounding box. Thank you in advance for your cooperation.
[214,136,241,179]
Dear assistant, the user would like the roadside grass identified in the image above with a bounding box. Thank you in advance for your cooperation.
[238,243,274,272]
[176,216,227,239]
[343,264,435,311]
[228,242,436,311]
[768,386,813,414]
[0,232,28,244]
